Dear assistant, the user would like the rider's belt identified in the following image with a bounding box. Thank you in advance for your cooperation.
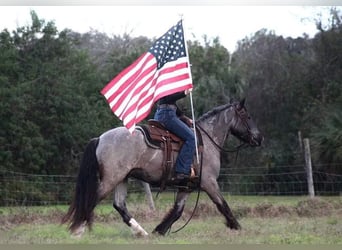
[158,104,177,110]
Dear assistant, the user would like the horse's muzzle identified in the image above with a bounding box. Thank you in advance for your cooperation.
[250,133,263,147]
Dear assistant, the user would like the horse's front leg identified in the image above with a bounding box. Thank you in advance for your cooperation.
[153,190,189,235]
[202,177,241,230]
[113,182,148,237]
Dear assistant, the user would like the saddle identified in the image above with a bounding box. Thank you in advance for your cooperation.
[136,119,202,190]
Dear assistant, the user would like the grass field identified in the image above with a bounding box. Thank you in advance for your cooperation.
[0,194,341,244]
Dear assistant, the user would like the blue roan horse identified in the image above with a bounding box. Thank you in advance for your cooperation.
[62,99,263,237]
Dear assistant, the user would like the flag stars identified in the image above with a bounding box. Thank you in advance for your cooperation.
[148,21,187,69]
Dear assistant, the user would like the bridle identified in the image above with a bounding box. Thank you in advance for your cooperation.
[233,105,255,145]
[196,104,253,153]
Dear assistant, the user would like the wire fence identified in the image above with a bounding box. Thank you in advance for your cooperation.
[218,163,342,196]
[1,164,342,206]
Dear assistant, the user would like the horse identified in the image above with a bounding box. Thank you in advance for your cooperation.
[62,99,263,237]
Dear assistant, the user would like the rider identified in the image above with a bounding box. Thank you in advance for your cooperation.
[154,89,195,186]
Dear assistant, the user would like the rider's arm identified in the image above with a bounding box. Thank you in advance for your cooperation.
[179,115,193,127]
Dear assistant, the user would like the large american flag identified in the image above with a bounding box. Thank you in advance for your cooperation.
[101,20,193,133]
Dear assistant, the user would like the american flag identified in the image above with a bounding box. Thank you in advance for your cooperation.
[101,20,193,133]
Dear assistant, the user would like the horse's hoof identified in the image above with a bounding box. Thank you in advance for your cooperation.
[227,222,241,230]
[70,228,85,239]
[152,229,165,236]
[133,230,149,238]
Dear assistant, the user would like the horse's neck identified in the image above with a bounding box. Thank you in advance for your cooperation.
[198,110,235,147]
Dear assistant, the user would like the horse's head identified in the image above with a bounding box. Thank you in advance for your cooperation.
[230,99,263,147]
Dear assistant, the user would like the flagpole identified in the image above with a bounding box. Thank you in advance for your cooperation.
[181,17,200,165]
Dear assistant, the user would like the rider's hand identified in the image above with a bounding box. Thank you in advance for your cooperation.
[184,89,192,95]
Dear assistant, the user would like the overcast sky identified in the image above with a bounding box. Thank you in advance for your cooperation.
[0,5,338,51]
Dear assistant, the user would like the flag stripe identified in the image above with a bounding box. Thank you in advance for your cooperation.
[103,53,155,105]
[107,58,155,106]
[111,58,156,117]
[101,53,152,97]
[118,76,155,120]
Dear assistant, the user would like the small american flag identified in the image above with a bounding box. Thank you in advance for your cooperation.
[101,20,193,133]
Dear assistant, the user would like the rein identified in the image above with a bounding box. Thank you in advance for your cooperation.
[196,123,248,153]
[171,151,203,234]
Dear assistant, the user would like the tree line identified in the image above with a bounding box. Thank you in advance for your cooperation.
[0,9,341,203]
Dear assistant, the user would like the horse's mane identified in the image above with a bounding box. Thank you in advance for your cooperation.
[197,103,233,122]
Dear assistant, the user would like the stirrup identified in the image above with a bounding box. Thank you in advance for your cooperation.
[190,167,196,178]
[167,174,189,188]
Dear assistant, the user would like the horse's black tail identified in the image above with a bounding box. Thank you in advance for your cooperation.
[62,137,100,232]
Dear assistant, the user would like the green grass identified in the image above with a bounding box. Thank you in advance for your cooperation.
[1,216,341,244]
[1,195,341,244]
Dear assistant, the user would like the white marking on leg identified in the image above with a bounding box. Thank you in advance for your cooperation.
[129,218,148,237]
[71,222,86,239]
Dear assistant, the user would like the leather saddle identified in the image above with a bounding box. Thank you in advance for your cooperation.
[136,119,202,189]
[141,119,184,150]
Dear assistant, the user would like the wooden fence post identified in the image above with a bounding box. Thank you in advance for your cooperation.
[298,131,303,153]
[303,138,315,198]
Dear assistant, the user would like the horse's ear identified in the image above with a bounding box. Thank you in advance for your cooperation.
[229,99,234,104]
[239,98,246,108]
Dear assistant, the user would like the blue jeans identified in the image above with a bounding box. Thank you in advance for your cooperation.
[154,107,195,175]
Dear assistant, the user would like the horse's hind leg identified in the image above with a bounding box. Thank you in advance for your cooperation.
[202,178,241,230]
[67,173,115,238]
[113,182,148,237]
[153,191,189,235]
